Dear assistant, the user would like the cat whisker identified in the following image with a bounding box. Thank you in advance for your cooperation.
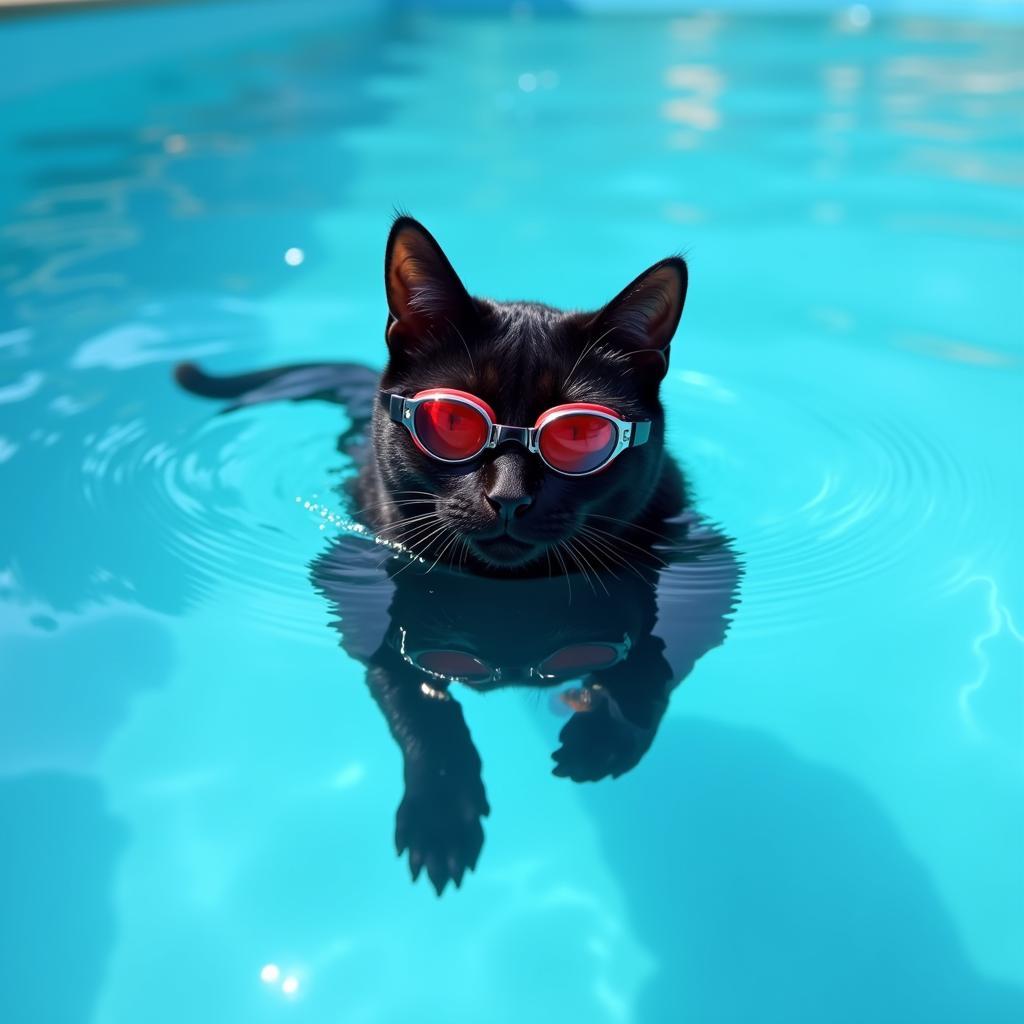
[374,515,445,567]
[550,542,573,605]
[416,523,457,566]
[577,525,652,586]
[354,488,437,504]
[581,520,670,567]
[374,520,443,555]
[565,537,607,595]
[584,513,682,546]
[348,488,436,511]
[424,528,462,575]
[558,540,597,596]
[570,532,620,583]
[570,540,601,595]
[388,521,452,578]
[376,511,444,535]
[387,517,445,547]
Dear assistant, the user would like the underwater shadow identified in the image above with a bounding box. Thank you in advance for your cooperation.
[0,613,174,775]
[0,615,174,1023]
[584,717,1024,1024]
[0,773,126,1024]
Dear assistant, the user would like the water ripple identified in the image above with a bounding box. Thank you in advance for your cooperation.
[670,365,999,636]
[73,404,350,641]
[58,355,1001,645]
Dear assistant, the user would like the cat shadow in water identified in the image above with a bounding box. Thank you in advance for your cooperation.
[583,718,1024,1024]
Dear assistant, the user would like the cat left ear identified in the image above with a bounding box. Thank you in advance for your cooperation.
[384,217,476,350]
[589,257,688,379]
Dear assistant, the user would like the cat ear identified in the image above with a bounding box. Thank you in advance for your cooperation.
[384,217,475,349]
[589,257,687,379]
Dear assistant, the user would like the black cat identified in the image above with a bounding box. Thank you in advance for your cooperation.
[178,216,691,572]
[176,216,741,893]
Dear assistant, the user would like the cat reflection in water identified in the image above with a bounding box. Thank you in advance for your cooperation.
[312,519,736,893]
[176,217,741,892]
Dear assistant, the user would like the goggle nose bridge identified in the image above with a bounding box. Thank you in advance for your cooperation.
[490,423,537,452]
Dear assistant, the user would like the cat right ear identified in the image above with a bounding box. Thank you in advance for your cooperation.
[588,257,688,382]
[384,217,475,350]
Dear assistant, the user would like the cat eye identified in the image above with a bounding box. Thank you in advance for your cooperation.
[380,388,651,476]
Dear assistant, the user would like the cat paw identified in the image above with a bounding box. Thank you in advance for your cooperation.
[551,692,653,782]
[395,773,490,895]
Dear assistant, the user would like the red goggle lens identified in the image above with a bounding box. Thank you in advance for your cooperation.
[538,643,620,678]
[417,650,492,682]
[538,413,617,475]
[413,399,489,461]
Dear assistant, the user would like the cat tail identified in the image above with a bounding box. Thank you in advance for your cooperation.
[174,361,303,399]
[174,360,380,417]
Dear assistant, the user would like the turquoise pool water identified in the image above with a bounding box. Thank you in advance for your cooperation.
[1,3,1022,1022]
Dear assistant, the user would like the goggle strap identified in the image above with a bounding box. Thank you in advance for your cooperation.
[631,421,651,447]
[380,391,407,424]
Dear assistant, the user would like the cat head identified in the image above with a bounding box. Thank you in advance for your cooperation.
[373,216,687,574]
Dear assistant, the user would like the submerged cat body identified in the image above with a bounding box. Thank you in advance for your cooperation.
[176,217,741,893]
[311,517,737,893]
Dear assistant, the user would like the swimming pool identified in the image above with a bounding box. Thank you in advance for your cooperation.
[1,2,1021,1022]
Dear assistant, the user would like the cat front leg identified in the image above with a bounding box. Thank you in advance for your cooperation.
[550,633,672,783]
[367,663,490,894]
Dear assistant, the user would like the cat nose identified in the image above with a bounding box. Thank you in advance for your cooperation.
[486,450,534,521]
[486,491,533,520]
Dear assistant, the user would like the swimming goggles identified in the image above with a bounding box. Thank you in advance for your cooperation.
[394,625,631,683]
[380,388,651,477]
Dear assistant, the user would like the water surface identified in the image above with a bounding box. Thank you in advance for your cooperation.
[1,4,1022,1023]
